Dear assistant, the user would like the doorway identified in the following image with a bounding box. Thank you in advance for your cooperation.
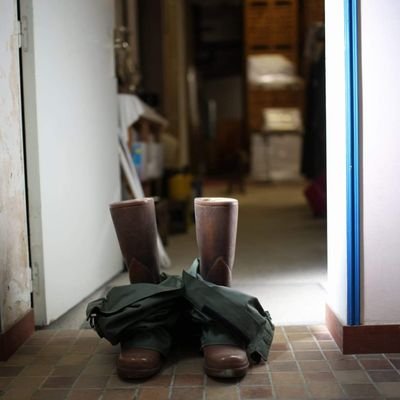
[146,0,327,326]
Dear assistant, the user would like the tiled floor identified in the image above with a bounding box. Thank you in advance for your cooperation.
[2,325,400,399]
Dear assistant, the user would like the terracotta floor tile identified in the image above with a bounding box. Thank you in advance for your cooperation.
[206,386,240,400]
[137,387,170,400]
[269,361,299,372]
[88,354,116,365]
[106,374,138,389]
[48,337,76,346]
[0,366,24,377]
[313,332,333,341]
[102,389,136,399]
[74,375,108,389]
[272,334,288,343]
[309,325,329,333]
[75,336,99,343]
[4,354,36,366]
[140,374,172,387]
[298,360,330,371]
[342,383,381,397]
[173,373,204,386]
[55,329,80,338]
[0,376,13,389]
[271,343,290,351]
[43,376,77,388]
[69,345,98,354]
[248,362,268,374]
[175,358,204,374]
[82,363,116,376]
[271,371,303,385]
[308,382,345,398]
[303,371,336,382]
[329,359,362,370]
[240,372,270,386]
[360,359,393,370]
[291,341,319,351]
[32,330,55,337]
[390,359,400,369]
[39,345,70,356]
[67,389,103,400]
[78,330,99,338]
[268,351,295,362]
[334,370,371,383]
[51,365,84,377]
[368,370,400,382]
[31,389,70,399]
[294,351,324,361]
[96,342,119,354]
[25,338,51,347]
[274,384,308,399]
[170,387,203,400]
[319,341,340,350]
[9,375,45,390]
[15,346,42,355]
[357,354,385,360]
[375,382,400,397]
[324,351,356,361]
[284,326,310,333]
[20,364,53,376]
[2,387,39,400]
[58,354,90,366]
[287,333,314,342]
[31,355,62,365]
[239,385,273,399]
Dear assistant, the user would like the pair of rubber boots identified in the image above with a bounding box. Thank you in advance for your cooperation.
[110,197,248,380]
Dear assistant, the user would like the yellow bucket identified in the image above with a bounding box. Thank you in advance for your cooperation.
[168,173,193,201]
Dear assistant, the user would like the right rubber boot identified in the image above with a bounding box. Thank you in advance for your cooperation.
[194,197,249,378]
[109,198,162,379]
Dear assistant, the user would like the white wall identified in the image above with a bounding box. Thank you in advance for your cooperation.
[21,0,122,325]
[325,0,348,324]
[360,0,400,324]
[0,0,32,332]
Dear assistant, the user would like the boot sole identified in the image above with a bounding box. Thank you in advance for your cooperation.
[117,365,161,380]
[204,363,249,378]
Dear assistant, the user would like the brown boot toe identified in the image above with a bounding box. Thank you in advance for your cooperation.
[117,347,162,379]
[203,345,249,378]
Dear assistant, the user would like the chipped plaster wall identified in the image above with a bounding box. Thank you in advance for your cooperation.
[0,0,32,333]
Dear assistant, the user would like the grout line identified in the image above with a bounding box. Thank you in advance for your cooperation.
[168,365,177,400]
[313,329,389,398]
[282,325,313,399]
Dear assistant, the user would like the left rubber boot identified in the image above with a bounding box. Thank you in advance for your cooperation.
[194,197,249,378]
[109,198,162,379]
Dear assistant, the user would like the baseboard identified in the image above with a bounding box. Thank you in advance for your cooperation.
[0,309,34,361]
[326,304,400,354]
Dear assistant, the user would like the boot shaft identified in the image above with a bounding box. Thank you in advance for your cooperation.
[194,197,238,286]
[110,198,160,284]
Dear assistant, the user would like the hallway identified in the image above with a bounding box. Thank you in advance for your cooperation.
[167,182,327,326]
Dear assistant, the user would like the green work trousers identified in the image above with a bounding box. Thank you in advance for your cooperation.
[86,259,274,363]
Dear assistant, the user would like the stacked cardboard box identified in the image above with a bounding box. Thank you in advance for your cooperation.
[244,0,299,65]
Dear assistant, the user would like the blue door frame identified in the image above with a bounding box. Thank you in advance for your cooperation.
[344,0,361,326]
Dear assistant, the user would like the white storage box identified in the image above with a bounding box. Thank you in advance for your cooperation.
[251,133,303,182]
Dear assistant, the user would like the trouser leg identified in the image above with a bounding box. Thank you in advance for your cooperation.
[194,197,249,378]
